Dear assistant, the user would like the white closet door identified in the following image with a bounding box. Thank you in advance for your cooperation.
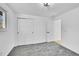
[33,19,46,43]
[46,20,54,42]
[54,20,61,41]
[18,18,34,45]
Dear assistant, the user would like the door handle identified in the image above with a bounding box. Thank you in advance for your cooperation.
[32,32,34,34]
[46,32,50,34]
[17,32,19,34]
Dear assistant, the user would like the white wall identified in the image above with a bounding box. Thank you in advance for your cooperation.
[0,4,17,56]
[57,7,79,54]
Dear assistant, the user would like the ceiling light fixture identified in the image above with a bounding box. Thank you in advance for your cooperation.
[39,3,55,8]
[43,3,49,7]
[41,3,55,8]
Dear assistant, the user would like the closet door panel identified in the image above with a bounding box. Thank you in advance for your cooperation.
[33,19,46,43]
[46,20,54,42]
[18,19,34,45]
[54,20,61,41]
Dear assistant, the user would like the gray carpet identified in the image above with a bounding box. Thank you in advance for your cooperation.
[8,42,79,56]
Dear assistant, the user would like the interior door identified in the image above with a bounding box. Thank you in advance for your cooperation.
[53,20,61,41]
[46,20,55,42]
[18,18,34,45]
[33,19,46,43]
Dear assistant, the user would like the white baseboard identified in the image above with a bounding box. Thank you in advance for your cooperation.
[4,45,14,56]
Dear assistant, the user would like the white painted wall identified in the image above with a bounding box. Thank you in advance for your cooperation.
[57,7,79,54]
[0,4,17,56]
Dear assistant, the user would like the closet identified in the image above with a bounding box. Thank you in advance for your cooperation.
[18,18,46,45]
[17,17,61,45]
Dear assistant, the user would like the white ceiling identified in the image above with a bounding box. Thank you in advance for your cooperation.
[7,3,79,17]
